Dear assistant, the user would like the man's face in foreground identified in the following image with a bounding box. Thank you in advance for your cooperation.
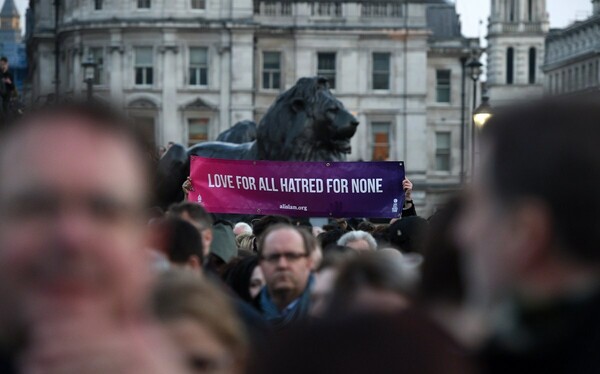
[0,116,150,323]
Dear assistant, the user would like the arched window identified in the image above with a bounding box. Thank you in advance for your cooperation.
[528,47,536,84]
[507,47,515,84]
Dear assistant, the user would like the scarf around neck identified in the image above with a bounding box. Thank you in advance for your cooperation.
[259,274,314,330]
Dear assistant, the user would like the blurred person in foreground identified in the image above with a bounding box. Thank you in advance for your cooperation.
[252,310,475,374]
[254,224,315,329]
[325,251,415,316]
[152,270,248,374]
[309,251,356,318]
[418,196,486,349]
[0,101,186,373]
[457,98,600,373]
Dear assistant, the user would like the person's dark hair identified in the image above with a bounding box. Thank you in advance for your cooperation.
[252,215,292,238]
[482,97,600,263]
[317,229,345,252]
[205,253,227,276]
[371,223,390,247]
[0,99,156,203]
[157,217,204,265]
[387,216,429,254]
[357,221,376,233]
[0,57,7,63]
[418,196,466,305]
[222,255,260,303]
[167,201,213,231]
[257,224,314,257]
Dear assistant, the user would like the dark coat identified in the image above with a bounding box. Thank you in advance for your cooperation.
[479,289,600,374]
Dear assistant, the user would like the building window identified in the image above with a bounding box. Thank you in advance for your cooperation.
[317,52,336,89]
[528,0,533,21]
[509,0,517,22]
[188,118,209,147]
[137,0,151,9]
[435,132,451,172]
[436,69,451,103]
[189,47,208,86]
[89,47,104,85]
[262,51,281,90]
[257,2,292,15]
[264,2,277,15]
[191,0,205,9]
[94,0,103,10]
[372,53,391,90]
[528,47,536,84]
[281,3,292,15]
[506,47,514,85]
[372,122,390,161]
[134,47,153,86]
[312,2,342,17]
[362,3,402,17]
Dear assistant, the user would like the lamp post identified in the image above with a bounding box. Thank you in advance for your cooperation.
[466,57,483,178]
[81,53,97,101]
[459,56,467,185]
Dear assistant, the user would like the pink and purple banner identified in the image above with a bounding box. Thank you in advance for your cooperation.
[188,157,405,218]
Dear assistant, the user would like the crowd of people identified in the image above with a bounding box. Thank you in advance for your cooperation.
[0,97,599,374]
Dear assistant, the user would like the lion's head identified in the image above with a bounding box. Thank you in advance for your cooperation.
[256,77,359,161]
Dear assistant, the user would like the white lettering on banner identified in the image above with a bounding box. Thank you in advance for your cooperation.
[206,174,385,194]
[235,176,257,190]
[351,178,383,193]
[207,174,235,188]
[326,179,349,193]
[259,177,279,192]
[280,178,324,193]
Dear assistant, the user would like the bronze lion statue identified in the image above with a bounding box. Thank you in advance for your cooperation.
[216,120,257,144]
[156,77,359,207]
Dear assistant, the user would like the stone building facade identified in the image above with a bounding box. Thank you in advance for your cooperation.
[487,0,549,105]
[543,1,600,95]
[26,0,479,215]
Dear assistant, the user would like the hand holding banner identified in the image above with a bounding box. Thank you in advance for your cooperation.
[188,157,405,218]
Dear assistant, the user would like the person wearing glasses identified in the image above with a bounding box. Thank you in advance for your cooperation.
[253,224,316,329]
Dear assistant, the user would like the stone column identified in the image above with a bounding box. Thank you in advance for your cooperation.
[108,45,124,102]
[219,30,232,134]
[161,45,180,144]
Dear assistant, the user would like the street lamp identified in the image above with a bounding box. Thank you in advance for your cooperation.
[81,53,97,100]
[466,57,483,178]
[473,96,493,128]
